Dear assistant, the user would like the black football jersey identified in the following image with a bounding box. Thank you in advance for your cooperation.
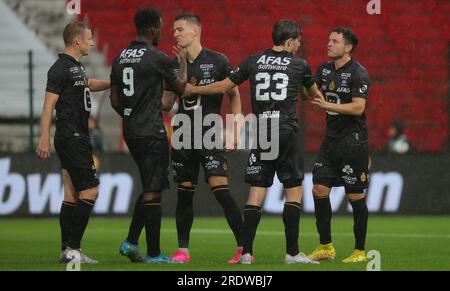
[315,58,371,142]
[46,53,92,139]
[170,48,231,116]
[110,41,177,140]
[229,49,312,130]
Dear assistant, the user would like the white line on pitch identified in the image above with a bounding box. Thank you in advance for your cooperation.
[160,228,450,239]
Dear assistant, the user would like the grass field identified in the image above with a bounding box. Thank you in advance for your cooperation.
[1,216,449,271]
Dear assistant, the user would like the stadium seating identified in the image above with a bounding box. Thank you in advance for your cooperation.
[78,0,449,152]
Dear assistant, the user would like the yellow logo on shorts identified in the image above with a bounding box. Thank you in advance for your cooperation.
[223,161,228,171]
[360,172,366,182]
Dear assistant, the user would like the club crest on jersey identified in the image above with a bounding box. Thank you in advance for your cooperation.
[328,81,336,91]
[189,77,198,85]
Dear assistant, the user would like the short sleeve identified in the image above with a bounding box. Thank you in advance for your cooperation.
[110,58,119,86]
[228,57,251,85]
[46,64,66,95]
[314,63,326,88]
[300,59,314,87]
[218,54,233,80]
[153,53,177,83]
[164,58,179,92]
[351,68,371,99]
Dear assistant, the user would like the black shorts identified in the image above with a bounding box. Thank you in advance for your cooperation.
[54,137,99,192]
[126,137,170,193]
[171,148,228,184]
[245,128,304,188]
[313,137,369,193]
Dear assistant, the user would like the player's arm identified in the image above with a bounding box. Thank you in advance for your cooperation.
[36,92,59,159]
[89,79,110,92]
[225,86,242,151]
[162,90,177,112]
[169,46,188,96]
[311,95,366,116]
[300,82,322,101]
[184,77,237,96]
[109,84,122,116]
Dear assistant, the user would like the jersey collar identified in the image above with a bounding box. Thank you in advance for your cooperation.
[188,47,205,64]
[333,57,354,71]
[59,53,81,65]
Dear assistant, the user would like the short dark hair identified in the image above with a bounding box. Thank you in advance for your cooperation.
[332,27,358,52]
[174,13,201,27]
[63,21,88,46]
[272,19,301,46]
[134,8,162,36]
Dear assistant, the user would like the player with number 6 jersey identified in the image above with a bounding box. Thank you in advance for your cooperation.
[36,20,110,264]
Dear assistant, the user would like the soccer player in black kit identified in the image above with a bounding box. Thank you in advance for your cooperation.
[36,21,110,263]
[185,19,322,265]
[308,28,371,263]
[110,9,187,263]
[163,13,244,264]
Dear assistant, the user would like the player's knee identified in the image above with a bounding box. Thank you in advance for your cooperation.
[347,193,365,202]
[143,192,161,203]
[312,185,330,199]
[79,187,99,201]
[180,181,194,188]
[208,176,228,188]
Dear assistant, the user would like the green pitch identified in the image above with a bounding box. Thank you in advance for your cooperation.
[1,216,449,271]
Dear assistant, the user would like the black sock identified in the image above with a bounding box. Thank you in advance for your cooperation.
[350,198,368,250]
[314,197,332,244]
[242,205,262,255]
[144,197,162,257]
[59,201,75,251]
[283,202,302,256]
[127,193,146,245]
[176,185,195,248]
[213,186,244,247]
[68,199,95,249]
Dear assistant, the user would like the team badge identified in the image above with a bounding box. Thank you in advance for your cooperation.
[329,81,336,91]
[189,76,197,85]
[361,172,366,182]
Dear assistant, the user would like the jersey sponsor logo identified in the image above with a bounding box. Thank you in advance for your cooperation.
[341,72,351,79]
[342,165,357,185]
[119,48,146,59]
[200,64,214,71]
[198,78,216,86]
[73,80,86,87]
[256,55,291,66]
[204,156,220,170]
[260,110,280,119]
[342,165,354,175]
[336,87,351,93]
